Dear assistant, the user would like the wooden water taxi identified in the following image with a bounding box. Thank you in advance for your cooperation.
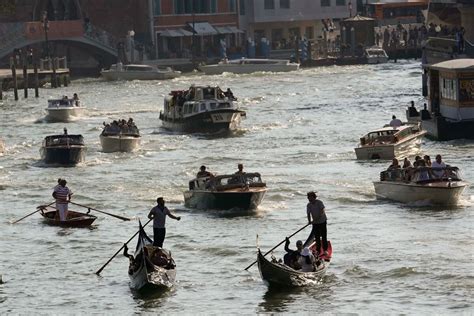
[100,119,140,153]
[40,129,86,166]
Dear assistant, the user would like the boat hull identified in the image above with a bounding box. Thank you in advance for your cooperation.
[373,181,468,205]
[183,189,266,210]
[199,63,299,75]
[101,70,180,81]
[40,209,97,227]
[160,109,243,133]
[355,132,425,160]
[45,107,84,122]
[129,263,176,292]
[100,135,140,153]
[40,146,86,165]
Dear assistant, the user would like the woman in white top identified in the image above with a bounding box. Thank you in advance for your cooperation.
[298,247,315,272]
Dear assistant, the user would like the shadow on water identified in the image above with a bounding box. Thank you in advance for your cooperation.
[132,287,176,309]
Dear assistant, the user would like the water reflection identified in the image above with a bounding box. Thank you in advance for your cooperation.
[258,286,303,313]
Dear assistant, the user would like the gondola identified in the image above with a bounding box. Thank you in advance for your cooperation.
[38,206,97,228]
[257,241,332,287]
[128,223,176,292]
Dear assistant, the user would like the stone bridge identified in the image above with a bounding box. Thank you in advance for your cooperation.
[0,20,122,65]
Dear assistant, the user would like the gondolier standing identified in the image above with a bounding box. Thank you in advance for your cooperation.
[148,197,181,248]
[52,179,73,221]
[306,191,328,256]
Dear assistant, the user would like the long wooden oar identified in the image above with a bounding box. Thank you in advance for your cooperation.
[244,222,311,271]
[69,201,130,221]
[11,201,55,224]
[95,218,152,275]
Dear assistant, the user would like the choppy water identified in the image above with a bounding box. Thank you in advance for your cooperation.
[0,61,473,314]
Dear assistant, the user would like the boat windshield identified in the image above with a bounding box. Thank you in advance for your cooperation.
[380,167,462,183]
[192,173,265,190]
[44,135,84,147]
[48,99,75,107]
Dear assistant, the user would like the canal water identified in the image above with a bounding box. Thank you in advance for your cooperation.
[0,61,472,314]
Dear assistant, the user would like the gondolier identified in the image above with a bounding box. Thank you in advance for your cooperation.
[52,179,73,221]
[147,197,181,248]
[305,191,329,257]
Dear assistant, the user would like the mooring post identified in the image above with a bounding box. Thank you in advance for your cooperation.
[11,58,18,101]
[63,75,68,87]
[0,79,3,100]
[22,52,28,98]
[34,61,39,98]
[51,57,57,88]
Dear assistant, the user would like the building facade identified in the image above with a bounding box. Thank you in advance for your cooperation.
[150,0,241,58]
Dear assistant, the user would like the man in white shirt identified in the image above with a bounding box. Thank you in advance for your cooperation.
[389,115,403,127]
[52,179,72,221]
[431,154,446,178]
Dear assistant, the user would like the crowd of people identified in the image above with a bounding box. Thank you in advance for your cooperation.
[101,118,139,136]
[386,154,450,182]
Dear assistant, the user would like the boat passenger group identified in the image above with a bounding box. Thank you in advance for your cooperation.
[385,154,449,181]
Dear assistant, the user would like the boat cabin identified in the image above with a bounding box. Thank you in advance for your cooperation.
[43,134,84,147]
[425,59,474,121]
[189,173,265,191]
[360,125,417,146]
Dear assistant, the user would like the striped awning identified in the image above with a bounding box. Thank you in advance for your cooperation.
[215,26,244,34]
[158,28,194,37]
[188,22,217,35]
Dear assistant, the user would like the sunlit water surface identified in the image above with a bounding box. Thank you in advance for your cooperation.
[0,60,473,314]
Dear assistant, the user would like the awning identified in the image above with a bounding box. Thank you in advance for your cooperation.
[188,22,217,35]
[215,26,244,34]
[158,28,193,37]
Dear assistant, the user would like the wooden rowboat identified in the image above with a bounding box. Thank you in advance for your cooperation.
[128,223,176,292]
[39,207,97,228]
[257,241,332,287]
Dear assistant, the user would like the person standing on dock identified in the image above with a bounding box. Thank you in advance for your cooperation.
[52,179,72,221]
[305,191,328,257]
[148,197,181,248]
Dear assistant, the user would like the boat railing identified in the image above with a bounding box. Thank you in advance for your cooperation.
[380,167,461,183]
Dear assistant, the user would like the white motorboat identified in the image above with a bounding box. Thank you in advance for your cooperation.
[101,63,181,81]
[365,47,389,64]
[100,120,140,153]
[199,58,300,75]
[354,124,426,160]
[373,166,468,206]
[45,98,84,122]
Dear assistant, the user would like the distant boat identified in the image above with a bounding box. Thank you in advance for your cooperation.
[159,85,246,133]
[184,172,267,210]
[354,123,426,160]
[38,206,97,228]
[365,46,388,64]
[257,241,332,287]
[40,129,86,166]
[199,58,300,75]
[101,63,181,81]
[45,98,84,122]
[128,223,176,292]
[373,166,468,205]
[100,120,140,153]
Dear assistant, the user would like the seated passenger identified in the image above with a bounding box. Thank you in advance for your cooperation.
[197,165,213,178]
[416,159,430,181]
[387,158,401,180]
[389,115,403,127]
[150,248,169,267]
[297,247,316,272]
[402,158,412,168]
[235,163,245,175]
[283,238,303,269]
[431,154,447,178]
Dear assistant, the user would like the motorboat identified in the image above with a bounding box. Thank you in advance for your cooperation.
[101,63,181,81]
[183,172,267,210]
[365,47,389,64]
[354,123,426,160]
[45,98,84,122]
[199,58,300,75]
[128,223,176,292]
[40,128,86,166]
[159,85,246,133]
[257,240,332,287]
[373,166,468,205]
[100,119,140,153]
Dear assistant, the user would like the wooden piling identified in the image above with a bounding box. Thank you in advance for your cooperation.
[22,55,28,98]
[34,61,39,98]
[0,79,3,100]
[63,75,68,87]
[11,62,18,101]
[51,58,57,88]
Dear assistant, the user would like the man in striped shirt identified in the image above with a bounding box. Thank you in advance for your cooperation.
[52,179,73,221]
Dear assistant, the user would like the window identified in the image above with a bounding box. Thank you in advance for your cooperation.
[174,0,216,14]
[239,0,245,15]
[305,26,314,39]
[336,0,345,5]
[321,0,330,7]
[264,0,275,10]
[280,0,290,9]
[440,78,458,101]
[152,0,161,15]
[229,0,236,12]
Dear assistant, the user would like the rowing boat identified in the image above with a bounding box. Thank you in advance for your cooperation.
[39,207,97,228]
[257,241,332,287]
[128,223,176,292]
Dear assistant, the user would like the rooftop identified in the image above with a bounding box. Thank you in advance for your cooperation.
[430,59,474,71]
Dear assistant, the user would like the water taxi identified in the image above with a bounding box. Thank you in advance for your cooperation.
[40,129,86,166]
[101,63,181,81]
[199,58,299,75]
[45,98,84,122]
[100,120,140,153]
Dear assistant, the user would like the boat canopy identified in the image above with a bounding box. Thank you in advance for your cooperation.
[381,166,462,184]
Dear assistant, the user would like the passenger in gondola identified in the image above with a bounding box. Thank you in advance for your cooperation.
[197,165,213,178]
[283,238,303,269]
[52,179,72,221]
[147,197,181,248]
[150,248,170,267]
[298,247,316,272]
